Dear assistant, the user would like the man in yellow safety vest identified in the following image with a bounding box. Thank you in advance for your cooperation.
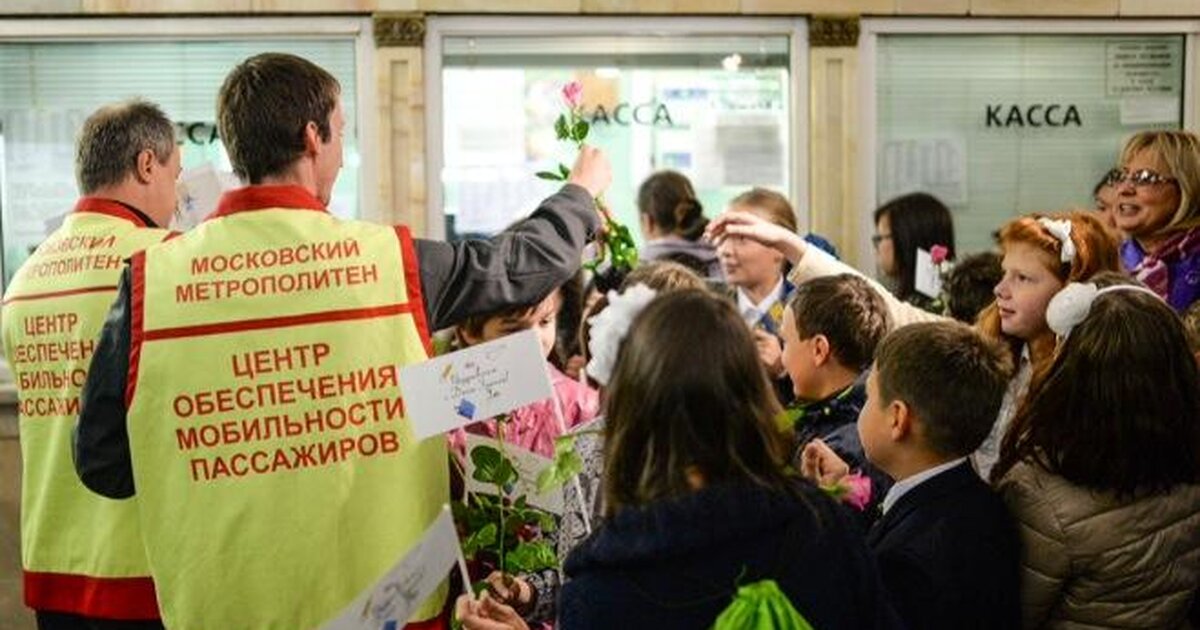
[3,100,181,630]
[73,53,610,630]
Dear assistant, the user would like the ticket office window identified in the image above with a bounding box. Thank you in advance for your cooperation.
[876,34,1184,254]
[438,34,792,243]
[0,38,360,287]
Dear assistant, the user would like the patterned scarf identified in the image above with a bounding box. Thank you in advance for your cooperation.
[1132,228,1200,300]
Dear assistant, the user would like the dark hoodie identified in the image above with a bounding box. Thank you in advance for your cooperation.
[641,236,723,281]
[559,479,904,629]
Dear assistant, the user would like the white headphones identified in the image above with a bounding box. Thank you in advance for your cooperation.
[1045,282,1164,339]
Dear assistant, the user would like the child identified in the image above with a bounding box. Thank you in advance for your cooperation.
[993,283,1200,628]
[479,261,709,626]
[780,274,893,515]
[561,290,900,629]
[941,251,1002,324]
[717,188,800,402]
[803,321,1020,630]
[636,170,722,279]
[450,286,599,458]
[708,209,1122,478]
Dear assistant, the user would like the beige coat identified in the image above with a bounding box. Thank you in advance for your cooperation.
[787,247,943,328]
[997,461,1200,629]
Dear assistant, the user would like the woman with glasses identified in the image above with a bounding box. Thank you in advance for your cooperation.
[1110,130,1200,311]
[872,192,956,313]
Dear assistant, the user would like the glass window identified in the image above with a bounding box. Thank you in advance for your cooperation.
[876,34,1184,253]
[0,39,359,286]
[439,34,791,243]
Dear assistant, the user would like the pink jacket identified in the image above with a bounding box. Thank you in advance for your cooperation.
[452,363,600,458]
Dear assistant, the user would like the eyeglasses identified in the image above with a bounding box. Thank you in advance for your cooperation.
[1104,168,1176,187]
[871,233,892,247]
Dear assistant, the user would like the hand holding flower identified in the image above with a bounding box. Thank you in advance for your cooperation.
[456,592,530,630]
[799,439,849,487]
[566,145,611,199]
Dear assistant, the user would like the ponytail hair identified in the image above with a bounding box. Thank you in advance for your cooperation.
[638,170,707,241]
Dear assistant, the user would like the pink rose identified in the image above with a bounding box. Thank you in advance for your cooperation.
[841,473,872,511]
[930,244,949,265]
[562,80,584,109]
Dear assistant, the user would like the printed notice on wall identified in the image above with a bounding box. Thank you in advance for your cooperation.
[1106,40,1182,98]
[879,137,968,206]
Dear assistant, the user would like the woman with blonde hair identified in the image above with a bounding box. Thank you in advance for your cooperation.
[1112,129,1200,310]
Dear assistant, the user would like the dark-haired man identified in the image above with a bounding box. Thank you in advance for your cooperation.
[74,53,611,630]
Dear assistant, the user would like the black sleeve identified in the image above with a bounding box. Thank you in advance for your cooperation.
[73,267,135,499]
[416,184,600,331]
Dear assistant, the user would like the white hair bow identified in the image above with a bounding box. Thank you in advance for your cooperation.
[1046,282,1164,339]
[1037,218,1076,264]
[585,284,657,386]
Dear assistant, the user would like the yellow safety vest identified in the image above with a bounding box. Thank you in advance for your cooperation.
[1,198,167,619]
[125,185,449,630]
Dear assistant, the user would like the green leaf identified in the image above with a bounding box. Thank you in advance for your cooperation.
[505,541,558,573]
[536,449,584,494]
[554,434,578,457]
[470,445,519,487]
[463,522,497,557]
[536,511,558,533]
[554,114,570,141]
[572,119,590,143]
[558,163,571,180]
[535,170,564,181]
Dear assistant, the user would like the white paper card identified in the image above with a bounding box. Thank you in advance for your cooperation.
[462,433,564,515]
[321,509,460,630]
[914,248,944,299]
[175,163,236,231]
[401,329,555,441]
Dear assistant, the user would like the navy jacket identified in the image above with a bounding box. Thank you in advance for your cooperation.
[868,461,1020,630]
[560,480,904,630]
[790,379,893,521]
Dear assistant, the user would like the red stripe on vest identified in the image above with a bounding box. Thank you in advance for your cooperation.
[1,285,117,305]
[125,253,147,408]
[73,198,152,228]
[142,303,422,342]
[24,571,159,620]
[405,614,448,630]
[210,185,327,220]
[395,225,433,357]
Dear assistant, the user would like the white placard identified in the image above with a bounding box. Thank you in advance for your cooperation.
[175,162,236,230]
[462,433,564,515]
[400,329,555,441]
[914,248,944,300]
[321,509,460,630]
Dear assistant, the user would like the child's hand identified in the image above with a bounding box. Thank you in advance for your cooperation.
[753,329,786,379]
[705,210,808,264]
[456,592,531,630]
[483,571,533,615]
[800,439,850,487]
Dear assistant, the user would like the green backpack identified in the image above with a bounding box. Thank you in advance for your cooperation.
[712,580,815,630]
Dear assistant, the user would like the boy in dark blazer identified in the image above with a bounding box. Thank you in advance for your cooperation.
[804,321,1021,630]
